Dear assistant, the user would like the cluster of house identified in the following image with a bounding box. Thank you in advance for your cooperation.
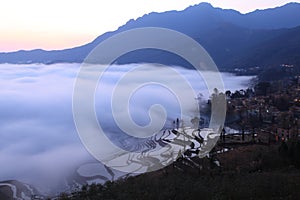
[225,76,300,143]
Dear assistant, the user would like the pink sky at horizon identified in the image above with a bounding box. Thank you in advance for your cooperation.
[1,0,299,53]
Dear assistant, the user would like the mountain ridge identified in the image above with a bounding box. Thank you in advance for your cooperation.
[1,2,300,72]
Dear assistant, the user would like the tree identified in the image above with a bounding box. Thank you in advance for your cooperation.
[225,90,231,98]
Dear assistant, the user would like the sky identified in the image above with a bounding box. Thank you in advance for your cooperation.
[0,0,300,52]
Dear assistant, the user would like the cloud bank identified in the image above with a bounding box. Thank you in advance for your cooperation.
[0,63,253,192]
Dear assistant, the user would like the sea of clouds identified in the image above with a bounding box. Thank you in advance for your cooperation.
[0,63,253,191]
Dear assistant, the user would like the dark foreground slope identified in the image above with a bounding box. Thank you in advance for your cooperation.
[57,143,300,200]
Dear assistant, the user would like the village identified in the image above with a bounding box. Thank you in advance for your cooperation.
[223,74,300,145]
[167,70,300,176]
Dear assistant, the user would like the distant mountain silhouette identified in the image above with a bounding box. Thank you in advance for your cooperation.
[217,2,300,29]
[1,2,300,71]
[233,26,300,68]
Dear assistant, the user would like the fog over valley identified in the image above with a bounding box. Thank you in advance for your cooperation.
[0,63,253,193]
